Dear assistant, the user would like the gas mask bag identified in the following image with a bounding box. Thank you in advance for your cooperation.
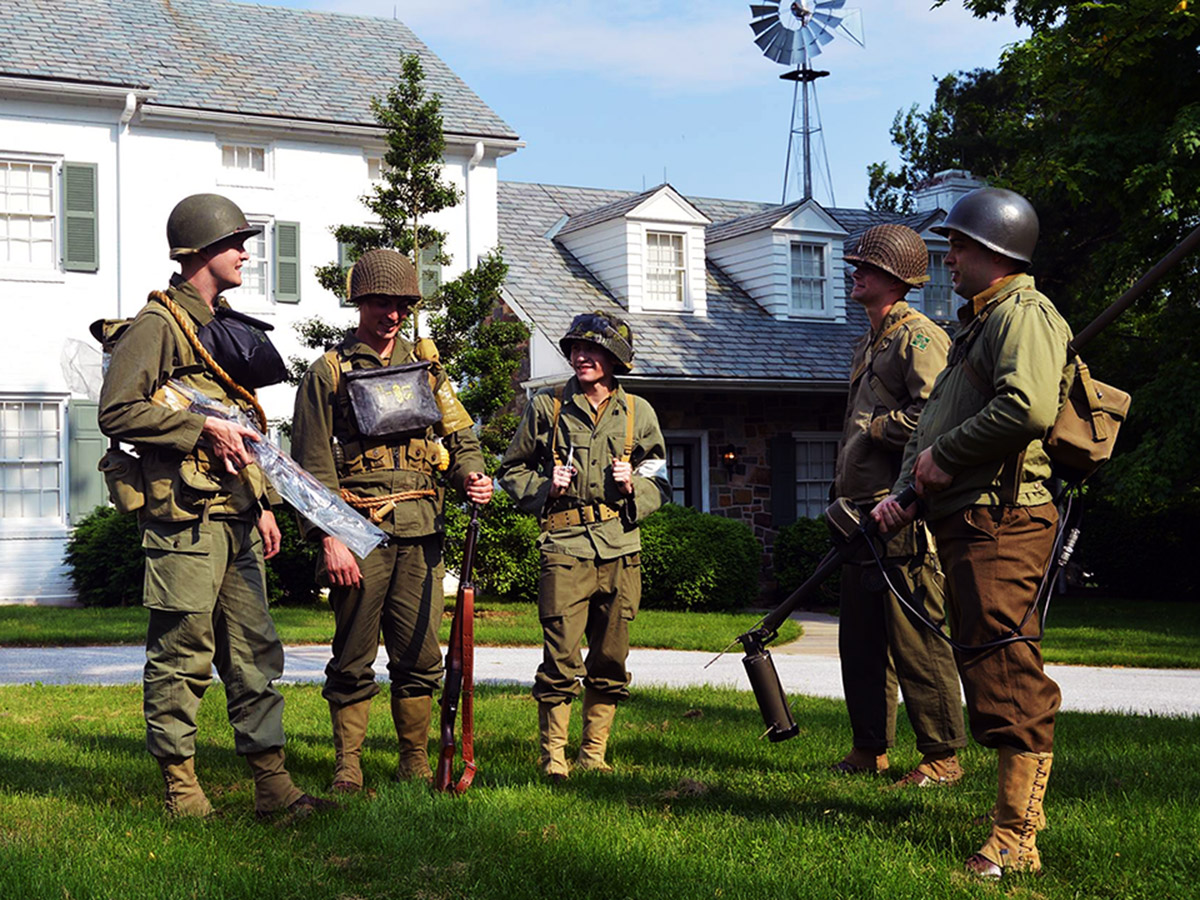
[344,360,441,437]
[197,307,288,389]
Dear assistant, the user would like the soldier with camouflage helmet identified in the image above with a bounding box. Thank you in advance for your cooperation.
[497,310,670,781]
[830,224,967,787]
[290,248,492,791]
[98,193,335,820]
[873,188,1073,878]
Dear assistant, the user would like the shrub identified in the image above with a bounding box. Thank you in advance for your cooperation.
[265,503,323,606]
[772,515,840,606]
[1078,495,1196,600]
[443,490,540,603]
[640,505,761,611]
[64,506,144,607]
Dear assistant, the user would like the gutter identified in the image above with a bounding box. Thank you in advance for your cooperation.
[0,75,156,104]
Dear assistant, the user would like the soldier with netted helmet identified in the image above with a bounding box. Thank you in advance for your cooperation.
[829,224,967,787]
[497,309,670,781]
[290,248,491,791]
[873,188,1074,879]
[98,193,335,820]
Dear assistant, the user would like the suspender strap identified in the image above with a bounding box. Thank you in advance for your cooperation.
[548,384,565,465]
[622,394,635,462]
[849,312,923,384]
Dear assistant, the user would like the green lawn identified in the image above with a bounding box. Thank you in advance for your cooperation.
[2,593,1198,668]
[1,682,1196,900]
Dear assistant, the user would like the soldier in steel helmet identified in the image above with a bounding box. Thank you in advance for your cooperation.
[497,310,670,781]
[98,193,335,820]
[290,248,492,790]
[830,224,967,786]
[873,188,1074,878]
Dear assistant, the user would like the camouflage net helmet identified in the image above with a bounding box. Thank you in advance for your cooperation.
[559,310,635,372]
[931,187,1040,264]
[167,193,261,260]
[348,249,421,303]
[845,224,930,286]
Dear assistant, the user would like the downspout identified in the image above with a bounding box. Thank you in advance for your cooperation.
[116,92,138,318]
[465,141,484,268]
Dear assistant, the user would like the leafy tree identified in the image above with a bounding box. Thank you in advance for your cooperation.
[869,1,1200,596]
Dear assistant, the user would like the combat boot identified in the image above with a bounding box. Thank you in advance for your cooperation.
[888,750,963,789]
[246,747,337,821]
[575,688,617,773]
[156,755,213,818]
[330,699,371,793]
[538,700,571,782]
[830,747,889,774]
[391,695,433,782]
[966,747,1053,878]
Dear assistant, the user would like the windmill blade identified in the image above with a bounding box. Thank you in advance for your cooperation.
[766,27,797,64]
[751,17,780,38]
[837,8,865,47]
[755,22,784,51]
[749,3,780,18]
[816,0,847,9]
[812,11,844,30]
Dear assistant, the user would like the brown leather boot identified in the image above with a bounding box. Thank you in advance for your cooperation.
[966,747,1053,878]
[575,688,617,773]
[391,695,433,782]
[888,750,963,789]
[830,747,889,774]
[245,748,307,818]
[538,700,571,782]
[156,755,213,817]
[330,699,371,793]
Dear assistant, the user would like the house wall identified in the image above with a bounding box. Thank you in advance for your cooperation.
[706,232,780,314]
[0,93,502,604]
[556,219,629,304]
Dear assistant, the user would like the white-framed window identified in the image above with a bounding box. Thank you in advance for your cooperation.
[218,142,270,186]
[0,398,64,523]
[366,155,392,183]
[663,432,709,510]
[0,157,57,272]
[790,241,828,313]
[233,217,271,305]
[922,251,955,320]
[794,433,839,519]
[227,217,301,308]
[645,230,686,309]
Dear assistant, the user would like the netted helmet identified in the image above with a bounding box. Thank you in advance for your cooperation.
[559,310,635,372]
[845,224,930,286]
[931,187,1039,264]
[348,249,421,303]
[167,193,261,260]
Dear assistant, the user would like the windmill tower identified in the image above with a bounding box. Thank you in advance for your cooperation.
[749,1,864,205]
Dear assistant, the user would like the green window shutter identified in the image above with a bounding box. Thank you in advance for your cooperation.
[769,434,798,530]
[337,241,354,307]
[274,220,301,303]
[419,240,441,299]
[68,400,106,524]
[62,162,99,272]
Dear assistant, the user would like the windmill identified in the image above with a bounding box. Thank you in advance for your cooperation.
[749,1,864,205]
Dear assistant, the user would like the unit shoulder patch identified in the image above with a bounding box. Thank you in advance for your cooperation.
[910,332,932,352]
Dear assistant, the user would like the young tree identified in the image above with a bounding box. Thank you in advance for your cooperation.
[868,1,1200,597]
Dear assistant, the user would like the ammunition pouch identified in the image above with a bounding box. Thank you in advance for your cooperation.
[98,445,145,514]
[1044,356,1130,481]
[540,501,622,533]
[345,361,440,437]
[334,436,443,478]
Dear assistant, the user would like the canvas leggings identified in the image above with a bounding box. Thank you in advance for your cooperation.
[142,516,287,759]
[322,534,446,706]
[838,539,967,756]
[932,503,1062,753]
[533,551,642,704]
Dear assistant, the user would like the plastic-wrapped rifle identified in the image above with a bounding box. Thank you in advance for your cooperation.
[435,503,478,794]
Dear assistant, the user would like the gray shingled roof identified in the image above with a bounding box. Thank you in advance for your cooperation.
[499,181,888,383]
[1,0,518,140]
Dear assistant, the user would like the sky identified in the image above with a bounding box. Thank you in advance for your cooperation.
[267,1,1029,208]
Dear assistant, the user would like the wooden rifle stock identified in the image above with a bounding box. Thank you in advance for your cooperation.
[435,504,479,794]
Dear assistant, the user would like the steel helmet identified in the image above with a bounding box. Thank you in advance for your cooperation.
[845,224,930,286]
[166,193,261,259]
[931,187,1040,264]
[348,249,421,303]
[559,310,635,372]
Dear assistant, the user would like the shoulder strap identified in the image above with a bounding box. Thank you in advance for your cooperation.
[622,394,635,462]
[850,312,923,383]
[549,384,565,465]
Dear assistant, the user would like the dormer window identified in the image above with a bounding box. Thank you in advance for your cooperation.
[645,231,685,309]
[923,251,954,319]
[790,241,828,313]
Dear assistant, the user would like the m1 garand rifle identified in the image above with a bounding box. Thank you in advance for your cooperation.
[435,503,479,794]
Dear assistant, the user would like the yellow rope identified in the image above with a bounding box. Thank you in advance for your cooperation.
[339,488,436,509]
[149,290,268,430]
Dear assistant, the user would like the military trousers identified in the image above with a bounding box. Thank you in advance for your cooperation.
[323,534,445,706]
[838,540,967,756]
[533,551,641,705]
[141,516,287,759]
[932,503,1062,754]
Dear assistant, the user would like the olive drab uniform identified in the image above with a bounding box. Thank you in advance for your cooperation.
[832,300,967,764]
[498,376,669,776]
[98,276,291,764]
[291,332,484,705]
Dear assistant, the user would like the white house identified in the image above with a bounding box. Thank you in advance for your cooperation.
[0,0,520,603]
